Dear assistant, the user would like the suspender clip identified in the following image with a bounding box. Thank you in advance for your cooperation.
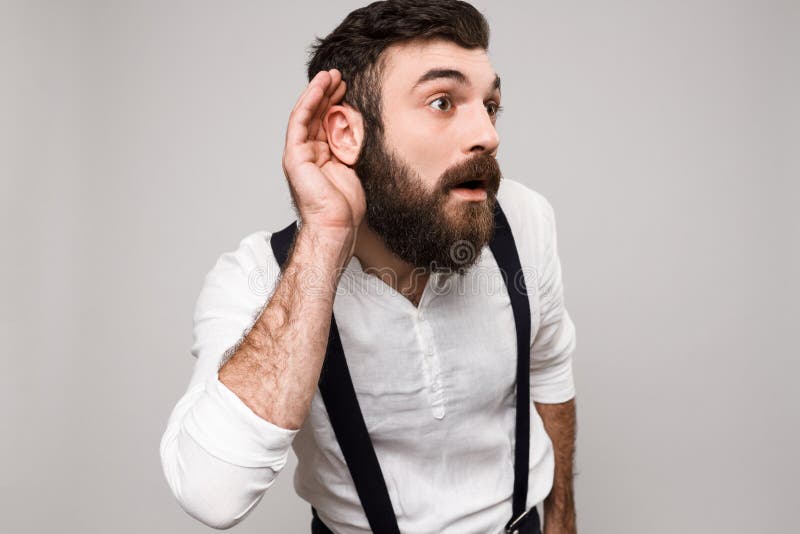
[505,506,534,534]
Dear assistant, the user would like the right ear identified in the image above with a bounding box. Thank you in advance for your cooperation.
[323,104,364,166]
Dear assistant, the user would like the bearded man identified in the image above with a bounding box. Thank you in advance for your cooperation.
[161,1,578,533]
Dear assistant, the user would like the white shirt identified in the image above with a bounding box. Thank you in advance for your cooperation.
[160,178,577,533]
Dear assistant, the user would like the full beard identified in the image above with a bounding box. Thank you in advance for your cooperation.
[354,128,502,275]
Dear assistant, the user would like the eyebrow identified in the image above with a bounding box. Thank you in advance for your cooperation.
[413,68,502,92]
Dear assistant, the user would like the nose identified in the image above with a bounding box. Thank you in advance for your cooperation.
[463,102,500,156]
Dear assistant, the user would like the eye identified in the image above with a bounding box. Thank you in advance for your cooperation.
[486,101,504,118]
[428,96,453,112]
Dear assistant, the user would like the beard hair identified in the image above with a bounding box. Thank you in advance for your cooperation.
[353,127,502,275]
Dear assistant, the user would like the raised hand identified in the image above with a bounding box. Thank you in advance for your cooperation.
[282,69,366,240]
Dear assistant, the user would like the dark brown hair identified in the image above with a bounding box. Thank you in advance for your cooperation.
[306,0,490,136]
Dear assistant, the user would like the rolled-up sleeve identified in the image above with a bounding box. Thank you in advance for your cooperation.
[530,200,577,404]
[159,232,298,529]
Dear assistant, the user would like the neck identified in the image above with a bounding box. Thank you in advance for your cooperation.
[352,221,430,306]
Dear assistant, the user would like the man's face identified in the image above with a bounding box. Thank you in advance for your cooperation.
[354,38,503,274]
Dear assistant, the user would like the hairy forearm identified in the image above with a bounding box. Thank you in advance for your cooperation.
[218,226,353,430]
[535,398,577,534]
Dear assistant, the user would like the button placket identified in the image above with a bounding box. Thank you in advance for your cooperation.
[416,314,446,419]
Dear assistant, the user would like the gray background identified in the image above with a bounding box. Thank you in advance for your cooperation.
[2,1,798,532]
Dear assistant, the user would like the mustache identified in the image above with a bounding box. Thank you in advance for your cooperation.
[438,153,503,193]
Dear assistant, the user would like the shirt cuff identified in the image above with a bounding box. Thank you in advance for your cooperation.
[531,357,576,404]
[182,374,299,469]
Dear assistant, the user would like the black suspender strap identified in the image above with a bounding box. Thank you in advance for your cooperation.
[268,220,297,270]
[316,312,401,533]
[269,202,535,534]
[270,222,401,534]
[489,203,535,533]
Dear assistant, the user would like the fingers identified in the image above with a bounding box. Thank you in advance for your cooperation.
[286,87,320,147]
[313,78,348,142]
[308,71,345,141]
[290,70,330,116]
[329,77,347,105]
[286,69,344,148]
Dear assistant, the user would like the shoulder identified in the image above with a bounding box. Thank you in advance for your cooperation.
[189,229,288,362]
[201,231,280,297]
[495,177,558,260]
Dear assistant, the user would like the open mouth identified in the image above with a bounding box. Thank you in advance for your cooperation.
[452,178,487,190]
[450,178,489,202]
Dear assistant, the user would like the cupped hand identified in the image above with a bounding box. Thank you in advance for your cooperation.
[281,69,366,238]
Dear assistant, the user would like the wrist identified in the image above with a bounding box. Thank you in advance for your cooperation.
[299,222,355,247]
[544,493,576,533]
[293,225,356,279]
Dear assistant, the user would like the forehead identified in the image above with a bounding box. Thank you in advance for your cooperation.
[379,39,496,91]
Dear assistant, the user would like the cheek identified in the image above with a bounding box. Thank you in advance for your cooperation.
[385,112,457,185]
